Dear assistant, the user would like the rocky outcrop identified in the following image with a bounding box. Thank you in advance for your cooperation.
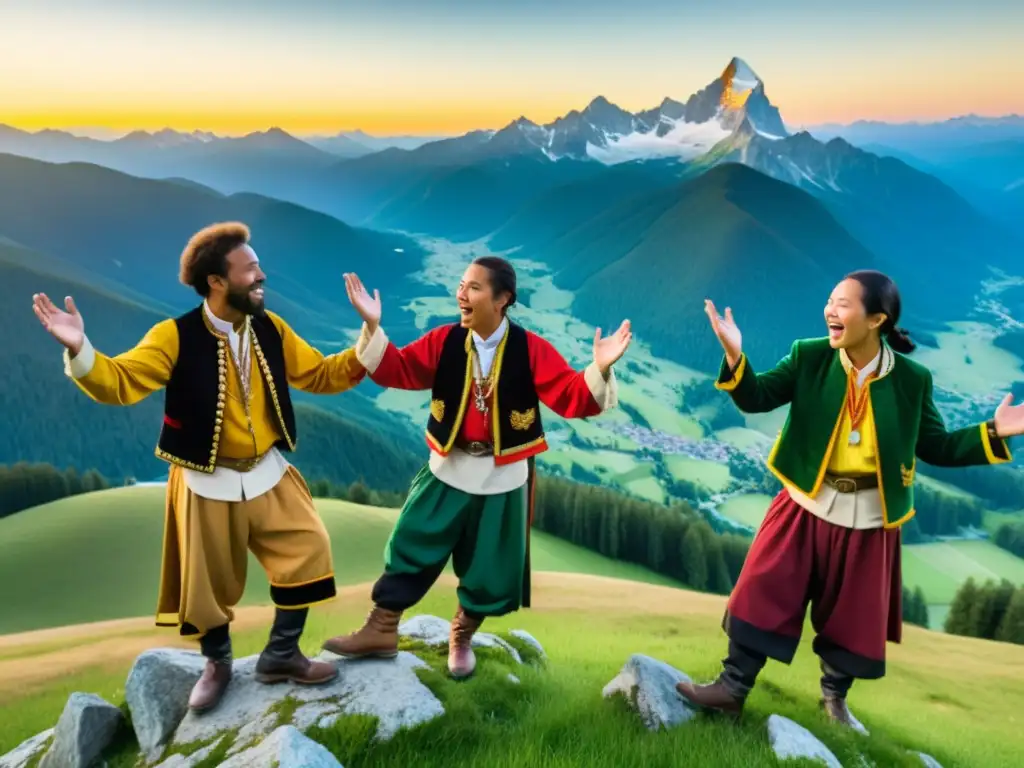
[766,714,842,768]
[38,692,124,768]
[601,654,698,730]
[605,653,949,768]
[0,614,545,768]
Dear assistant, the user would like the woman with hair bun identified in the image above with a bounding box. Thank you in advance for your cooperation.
[677,269,1023,728]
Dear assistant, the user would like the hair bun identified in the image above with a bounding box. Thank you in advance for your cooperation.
[886,326,916,354]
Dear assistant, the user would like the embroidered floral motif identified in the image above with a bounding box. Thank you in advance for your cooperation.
[430,399,445,422]
[510,407,536,431]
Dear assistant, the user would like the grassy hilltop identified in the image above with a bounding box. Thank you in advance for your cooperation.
[1,575,1022,767]
[1,486,1023,767]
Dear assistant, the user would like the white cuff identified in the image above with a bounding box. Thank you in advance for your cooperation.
[355,323,388,375]
[63,336,96,379]
[584,362,618,411]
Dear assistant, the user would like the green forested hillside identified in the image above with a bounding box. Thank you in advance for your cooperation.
[0,241,421,489]
[543,163,881,371]
[0,152,430,344]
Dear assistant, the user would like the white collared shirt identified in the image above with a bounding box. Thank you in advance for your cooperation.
[356,318,619,496]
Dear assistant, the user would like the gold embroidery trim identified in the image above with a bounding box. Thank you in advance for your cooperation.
[900,460,915,487]
[153,331,227,473]
[430,398,445,422]
[251,326,296,450]
[510,407,536,431]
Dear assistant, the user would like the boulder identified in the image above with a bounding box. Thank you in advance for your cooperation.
[218,725,342,768]
[0,728,53,768]
[169,650,445,755]
[602,654,698,730]
[125,647,207,761]
[398,614,523,663]
[38,692,123,768]
[766,714,842,768]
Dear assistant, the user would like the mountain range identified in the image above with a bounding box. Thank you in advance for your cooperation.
[1,55,1021,487]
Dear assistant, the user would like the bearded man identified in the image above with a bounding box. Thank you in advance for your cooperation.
[31,222,368,713]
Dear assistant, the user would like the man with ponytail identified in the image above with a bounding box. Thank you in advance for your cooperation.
[677,269,1024,728]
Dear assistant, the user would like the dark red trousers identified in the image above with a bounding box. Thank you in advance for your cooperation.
[723,489,902,679]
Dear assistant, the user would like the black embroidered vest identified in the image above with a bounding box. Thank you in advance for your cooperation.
[155,306,296,472]
[426,322,547,465]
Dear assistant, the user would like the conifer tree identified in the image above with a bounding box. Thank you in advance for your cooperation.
[995,587,1024,645]
[944,577,980,636]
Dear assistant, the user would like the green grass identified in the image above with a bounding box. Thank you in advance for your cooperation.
[0,485,682,635]
[664,455,732,493]
[901,539,1024,605]
[910,321,1024,396]
[718,493,774,529]
[2,578,1022,767]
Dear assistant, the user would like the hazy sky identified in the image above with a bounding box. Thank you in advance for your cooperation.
[2,0,1021,136]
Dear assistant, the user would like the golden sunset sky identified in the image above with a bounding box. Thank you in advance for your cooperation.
[2,0,1021,137]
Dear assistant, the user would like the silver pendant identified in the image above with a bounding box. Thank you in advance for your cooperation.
[849,429,861,446]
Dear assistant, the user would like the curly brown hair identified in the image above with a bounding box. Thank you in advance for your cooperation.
[178,222,251,297]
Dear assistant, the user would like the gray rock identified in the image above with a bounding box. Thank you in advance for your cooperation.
[170,650,444,749]
[766,714,842,768]
[917,753,944,768]
[152,736,224,768]
[0,728,53,768]
[124,648,206,761]
[399,614,523,663]
[508,629,546,659]
[218,725,342,768]
[38,692,123,768]
[601,654,698,731]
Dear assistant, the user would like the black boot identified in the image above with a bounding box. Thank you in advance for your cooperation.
[189,624,232,713]
[819,659,860,729]
[255,607,338,685]
[677,639,766,718]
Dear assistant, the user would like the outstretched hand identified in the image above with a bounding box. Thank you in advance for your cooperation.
[704,299,742,367]
[994,393,1024,438]
[343,272,381,331]
[593,319,632,373]
[33,293,85,355]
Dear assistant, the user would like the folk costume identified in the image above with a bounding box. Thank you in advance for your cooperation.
[63,301,366,709]
[678,336,1013,723]
[322,316,618,675]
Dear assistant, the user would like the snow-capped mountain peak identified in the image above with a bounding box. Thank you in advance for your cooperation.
[451,57,789,166]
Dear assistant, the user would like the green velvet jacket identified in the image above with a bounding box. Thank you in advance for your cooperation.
[717,337,1013,528]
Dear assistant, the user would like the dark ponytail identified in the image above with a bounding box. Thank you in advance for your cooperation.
[472,255,517,316]
[886,326,916,354]
[845,269,916,355]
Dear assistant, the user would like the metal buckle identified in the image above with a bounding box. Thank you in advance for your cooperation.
[833,477,857,494]
[463,441,492,457]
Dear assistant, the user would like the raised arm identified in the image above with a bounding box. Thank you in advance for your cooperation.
[915,371,1013,467]
[526,332,618,419]
[354,323,449,390]
[64,320,178,406]
[714,341,799,414]
[265,311,367,394]
[706,298,796,413]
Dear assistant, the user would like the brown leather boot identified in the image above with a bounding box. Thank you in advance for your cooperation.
[188,624,233,713]
[255,607,338,686]
[189,659,232,713]
[821,696,858,728]
[675,679,745,717]
[448,606,482,679]
[321,605,402,659]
